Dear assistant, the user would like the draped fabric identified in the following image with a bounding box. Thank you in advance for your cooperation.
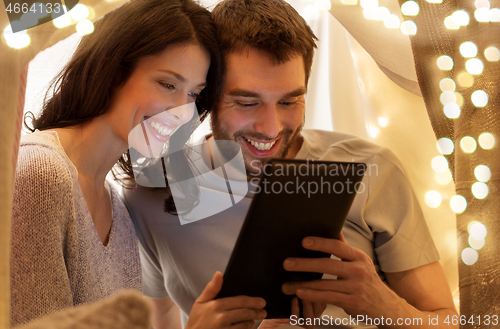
[402,0,500,323]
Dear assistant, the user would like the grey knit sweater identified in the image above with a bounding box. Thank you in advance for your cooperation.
[10,130,142,327]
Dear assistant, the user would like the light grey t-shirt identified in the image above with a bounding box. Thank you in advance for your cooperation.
[123,129,439,326]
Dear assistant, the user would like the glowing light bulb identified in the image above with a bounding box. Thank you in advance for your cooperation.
[400,20,417,35]
[452,10,470,26]
[475,0,490,9]
[469,222,487,240]
[440,91,456,105]
[437,55,453,70]
[475,7,491,21]
[469,236,485,250]
[490,8,500,22]
[484,47,500,61]
[401,1,419,16]
[444,16,460,29]
[466,58,484,75]
[478,132,495,149]
[460,136,477,153]
[432,156,449,172]
[444,103,461,119]
[460,42,478,58]
[462,248,478,265]
[472,182,489,199]
[475,165,491,182]
[457,72,474,87]
[450,195,467,214]
[70,4,89,21]
[53,12,71,28]
[439,78,456,92]
[384,14,401,28]
[425,191,442,208]
[378,117,388,127]
[471,90,488,107]
[76,19,94,35]
[3,23,30,49]
[437,137,454,155]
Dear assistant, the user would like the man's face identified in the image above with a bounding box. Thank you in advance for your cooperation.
[211,48,306,175]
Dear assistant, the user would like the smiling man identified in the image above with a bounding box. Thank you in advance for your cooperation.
[123,0,458,328]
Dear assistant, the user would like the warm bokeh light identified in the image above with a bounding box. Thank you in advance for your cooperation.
[374,7,390,21]
[440,91,456,105]
[454,92,464,107]
[452,10,470,26]
[314,0,332,10]
[53,11,72,28]
[425,191,442,208]
[469,222,487,240]
[444,103,461,119]
[384,14,401,28]
[301,5,320,20]
[426,0,442,3]
[401,1,419,16]
[436,170,453,185]
[460,136,477,153]
[400,20,417,35]
[439,78,456,92]
[437,137,454,155]
[70,4,89,21]
[340,0,358,5]
[3,24,30,49]
[368,124,379,138]
[432,156,449,172]
[450,195,467,214]
[469,236,485,250]
[466,58,484,74]
[475,8,491,22]
[459,41,478,58]
[475,165,492,182]
[484,46,500,61]
[378,117,388,127]
[76,19,94,36]
[437,55,454,70]
[475,0,490,9]
[490,8,500,22]
[478,132,495,149]
[360,0,378,8]
[472,182,489,199]
[363,7,379,20]
[457,72,474,87]
[462,248,478,265]
[471,90,488,107]
[444,16,460,29]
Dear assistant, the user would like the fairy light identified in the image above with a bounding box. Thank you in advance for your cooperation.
[426,0,442,3]
[3,23,30,49]
[53,7,71,28]
[375,7,391,21]
[472,182,489,199]
[360,0,378,8]
[444,16,460,29]
[401,1,419,16]
[70,4,89,21]
[444,103,461,119]
[436,170,453,185]
[475,165,492,182]
[440,91,456,105]
[432,156,449,172]
[457,72,474,87]
[400,20,417,35]
[484,47,500,61]
[340,0,358,5]
[469,236,485,250]
[363,8,379,20]
[460,42,478,58]
[378,117,388,127]
[76,19,94,35]
[478,132,495,149]
[462,248,478,265]
[437,55,454,70]
[490,8,500,22]
[475,0,491,8]
[471,90,488,107]
[450,195,467,214]
[452,10,470,26]
[384,14,401,28]
[475,7,491,22]
[469,222,487,240]
[439,78,456,92]
[437,137,454,155]
[425,191,442,208]
[454,92,464,107]
[460,136,477,153]
[466,58,484,75]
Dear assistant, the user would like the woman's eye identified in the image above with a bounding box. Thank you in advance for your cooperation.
[188,92,200,101]
[160,82,175,90]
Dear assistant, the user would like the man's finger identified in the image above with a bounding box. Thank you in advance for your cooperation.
[283,257,353,278]
[216,295,266,311]
[196,271,223,303]
[301,237,357,261]
[282,279,353,295]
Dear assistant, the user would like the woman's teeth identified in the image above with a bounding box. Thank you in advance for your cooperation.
[147,120,174,137]
[244,137,276,151]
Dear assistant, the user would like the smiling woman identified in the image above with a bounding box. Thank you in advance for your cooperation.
[10,0,226,326]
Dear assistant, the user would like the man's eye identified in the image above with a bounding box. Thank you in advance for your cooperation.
[280,99,298,106]
[237,102,258,107]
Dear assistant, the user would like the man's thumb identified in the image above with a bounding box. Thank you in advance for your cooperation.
[195,271,223,303]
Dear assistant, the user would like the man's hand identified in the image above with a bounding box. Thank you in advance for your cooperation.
[258,297,326,329]
[280,234,458,328]
[186,271,267,329]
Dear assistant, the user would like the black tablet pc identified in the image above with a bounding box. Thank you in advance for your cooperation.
[216,159,366,319]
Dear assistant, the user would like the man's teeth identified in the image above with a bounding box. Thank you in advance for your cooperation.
[147,120,174,137]
[244,137,276,151]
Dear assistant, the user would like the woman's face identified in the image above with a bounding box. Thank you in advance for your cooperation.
[107,43,210,157]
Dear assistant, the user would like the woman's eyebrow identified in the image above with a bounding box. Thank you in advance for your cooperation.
[157,69,207,87]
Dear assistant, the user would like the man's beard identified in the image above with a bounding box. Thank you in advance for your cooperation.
[211,113,304,176]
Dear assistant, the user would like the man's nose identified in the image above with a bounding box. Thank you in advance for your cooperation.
[253,104,283,139]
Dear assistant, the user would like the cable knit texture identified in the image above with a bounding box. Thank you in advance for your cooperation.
[10,130,141,327]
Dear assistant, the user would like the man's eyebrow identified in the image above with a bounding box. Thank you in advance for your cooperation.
[157,69,207,87]
[227,87,307,98]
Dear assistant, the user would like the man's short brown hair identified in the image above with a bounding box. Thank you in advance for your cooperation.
[212,0,318,85]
